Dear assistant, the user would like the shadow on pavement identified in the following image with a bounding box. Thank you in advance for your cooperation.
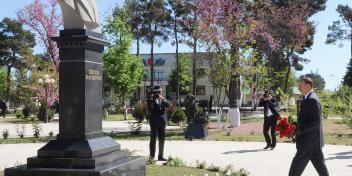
[222,149,270,154]
[326,151,352,160]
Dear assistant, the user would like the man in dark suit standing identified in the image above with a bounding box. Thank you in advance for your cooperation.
[147,85,169,161]
[289,77,329,176]
[259,90,280,150]
[0,100,6,118]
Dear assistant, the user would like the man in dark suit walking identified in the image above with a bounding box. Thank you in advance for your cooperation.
[259,90,280,150]
[289,77,329,176]
[147,85,169,161]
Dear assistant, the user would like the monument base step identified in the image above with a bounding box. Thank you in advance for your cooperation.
[5,156,146,176]
[28,149,129,169]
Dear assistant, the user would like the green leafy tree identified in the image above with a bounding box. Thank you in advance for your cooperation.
[168,54,191,95]
[141,0,171,86]
[123,0,145,56]
[12,67,35,107]
[209,51,231,107]
[326,4,352,87]
[343,57,352,87]
[182,0,199,96]
[103,8,145,119]
[0,18,35,105]
[326,4,352,58]
[168,0,188,101]
[0,67,6,100]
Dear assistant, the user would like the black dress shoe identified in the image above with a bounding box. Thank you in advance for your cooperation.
[271,144,276,150]
[263,145,270,149]
[158,156,167,161]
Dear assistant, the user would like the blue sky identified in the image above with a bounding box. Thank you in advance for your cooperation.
[1,0,351,90]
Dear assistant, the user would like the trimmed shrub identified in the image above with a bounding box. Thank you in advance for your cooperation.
[132,101,146,123]
[15,108,24,119]
[170,107,186,125]
[2,129,9,139]
[15,124,25,138]
[164,156,186,167]
[32,119,41,138]
[195,160,206,169]
[22,103,37,119]
[48,131,54,137]
[103,108,109,119]
[37,102,54,122]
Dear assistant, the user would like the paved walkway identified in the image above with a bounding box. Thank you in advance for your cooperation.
[0,140,351,176]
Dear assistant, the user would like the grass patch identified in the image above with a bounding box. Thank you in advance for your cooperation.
[107,119,352,146]
[104,113,133,121]
[147,165,222,176]
[0,165,223,176]
[0,119,350,146]
[0,117,27,123]
[0,136,54,144]
[107,129,185,141]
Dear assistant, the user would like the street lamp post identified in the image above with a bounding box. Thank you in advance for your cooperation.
[37,74,55,123]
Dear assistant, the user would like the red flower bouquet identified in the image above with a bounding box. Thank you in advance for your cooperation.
[276,116,296,139]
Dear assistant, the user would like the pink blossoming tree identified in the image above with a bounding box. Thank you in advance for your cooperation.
[17,0,62,67]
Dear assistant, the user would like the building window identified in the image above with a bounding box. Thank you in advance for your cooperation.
[154,70,164,80]
[196,86,206,95]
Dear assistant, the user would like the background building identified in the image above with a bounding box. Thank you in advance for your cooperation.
[134,52,223,103]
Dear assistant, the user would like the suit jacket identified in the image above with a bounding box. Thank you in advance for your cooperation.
[259,97,280,118]
[0,101,6,110]
[148,98,169,124]
[296,92,324,151]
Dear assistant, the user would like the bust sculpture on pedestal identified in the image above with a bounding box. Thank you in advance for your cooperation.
[57,0,100,32]
[4,0,146,175]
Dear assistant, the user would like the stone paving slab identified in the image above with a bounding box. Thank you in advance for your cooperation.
[0,141,351,176]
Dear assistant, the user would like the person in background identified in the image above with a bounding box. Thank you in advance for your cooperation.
[147,85,169,161]
[259,89,280,150]
[0,100,7,118]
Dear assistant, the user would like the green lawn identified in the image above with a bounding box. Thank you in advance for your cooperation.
[0,136,55,144]
[1,118,351,146]
[104,113,134,121]
[0,166,223,176]
[147,165,222,176]
[0,113,133,123]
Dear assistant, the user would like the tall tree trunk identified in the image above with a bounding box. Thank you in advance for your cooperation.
[5,65,11,106]
[192,37,197,96]
[123,97,128,120]
[150,38,154,87]
[229,46,241,127]
[284,49,294,93]
[150,22,155,87]
[48,40,57,66]
[192,8,198,97]
[136,35,141,100]
[174,16,180,102]
[136,36,140,57]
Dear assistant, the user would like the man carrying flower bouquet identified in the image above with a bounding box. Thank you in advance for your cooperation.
[289,77,329,176]
[259,89,280,150]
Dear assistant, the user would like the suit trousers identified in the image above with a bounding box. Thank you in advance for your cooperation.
[263,115,278,147]
[149,119,166,158]
[289,147,329,176]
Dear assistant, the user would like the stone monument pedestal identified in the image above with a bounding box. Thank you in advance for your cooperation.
[5,29,146,176]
